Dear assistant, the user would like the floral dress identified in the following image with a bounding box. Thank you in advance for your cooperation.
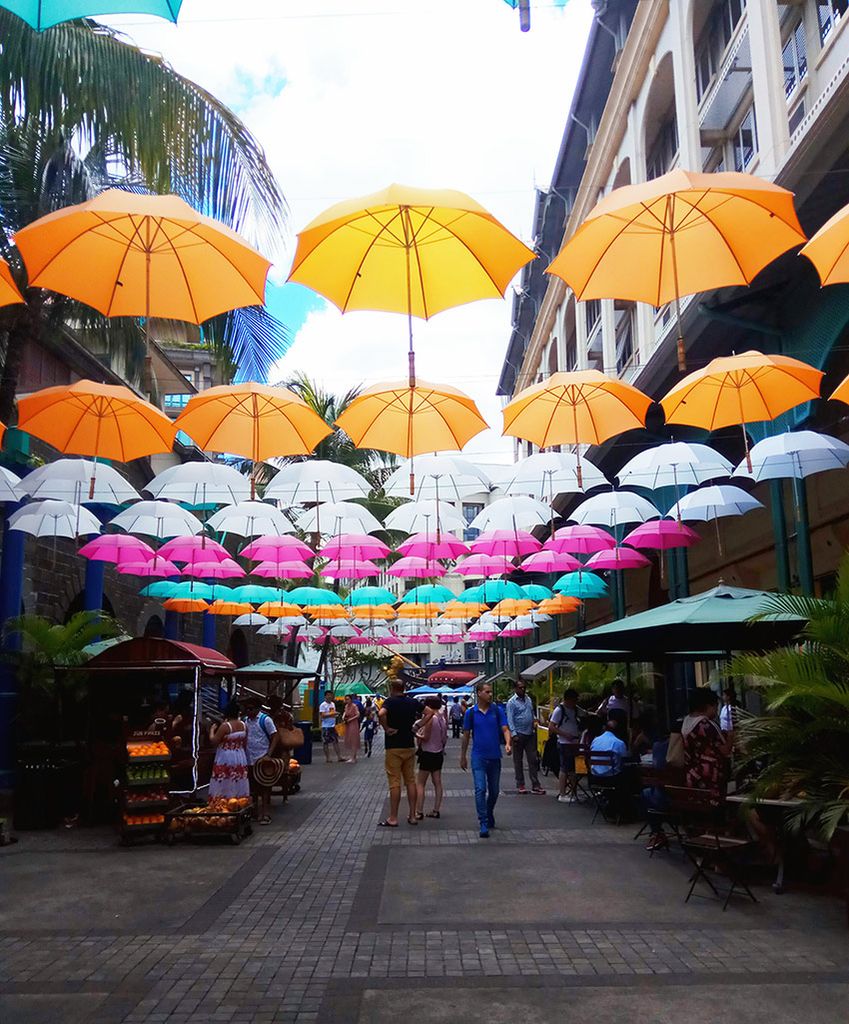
[683,716,728,802]
[209,722,249,799]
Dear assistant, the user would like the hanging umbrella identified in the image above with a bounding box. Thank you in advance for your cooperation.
[544,524,615,555]
[397,532,469,559]
[462,580,524,603]
[110,500,202,538]
[256,601,302,619]
[501,371,652,487]
[570,491,660,528]
[547,169,806,370]
[454,553,514,577]
[503,450,608,501]
[553,572,608,599]
[174,383,332,498]
[400,584,455,605]
[163,597,209,614]
[432,623,465,643]
[0,466,21,503]
[585,547,651,571]
[0,257,24,306]
[384,455,491,502]
[17,458,140,505]
[208,600,253,616]
[467,623,501,642]
[233,613,269,627]
[520,583,553,601]
[264,460,371,506]
[471,528,541,558]
[311,607,351,625]
[320,533,390,561]
[78,535,155,565]
[346,586,397,607]
[519,549,581,573]
[296,500,382,536]
[617,442,734,492]
[441,600,488,619]
[139,581,179,600]
[384,500,465,535]
[321,559,383,580]
[158,536,229,562]
[489,599,534,621]
[501,616,535,638]
[387,556,445,578]
[229,584,285,605]
[181,560,245,580]
[623,521,700,550]
[734,430,849,481]
[660,351,823,472]
[327,623,361,640]
[350,605,397,623]
[252,559,312,580]
[8,499,100,538]
[256,622,294,638]
[396,602,442,619]
[152,581,214,601]
[1,1,184,31]
[207,500,293,538]
[118,559,180,578]
[287,586,345,607]
[537,594,581,615]
[241,535,314,561]
[800,199,849,286]
[17,381,175,498]
[667,485,764,521]
[468,495,551,532]
[145,462,250,507]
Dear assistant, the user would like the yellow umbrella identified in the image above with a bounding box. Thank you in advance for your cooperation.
[174,382,332,497]
[800,201,849,285]
[661,350,823,470]
[501,370,652,486]
[0,259,25,308]
[546,169,806,370]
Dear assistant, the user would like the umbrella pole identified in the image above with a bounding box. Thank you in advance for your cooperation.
[668,197,687,373]
[89,415,102,500]
[571,403,583,489]
[404,218,417,496]
[714,516,723,558]
[435,476,441,544]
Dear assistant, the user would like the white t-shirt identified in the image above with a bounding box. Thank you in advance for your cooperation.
[320,701,337,730]
[549,704,580,745]
[245,712,276,766]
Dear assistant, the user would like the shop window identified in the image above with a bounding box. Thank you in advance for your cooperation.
[783,19,808,99]
[732,106,757,172]
[819,0,848,44]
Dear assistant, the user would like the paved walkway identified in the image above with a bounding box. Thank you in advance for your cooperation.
[1,735,848,1023]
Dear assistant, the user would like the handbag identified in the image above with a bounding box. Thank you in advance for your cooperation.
[666,731,685,767]
[276,725,304,750]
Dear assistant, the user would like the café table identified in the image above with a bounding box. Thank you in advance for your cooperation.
[726,793,802,894]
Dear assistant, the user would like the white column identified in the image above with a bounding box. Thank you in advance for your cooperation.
[575,299,589,370]
[748,0,791,176]
[601,299,617,376]
[669,0,701,169]
[555,298,568,372]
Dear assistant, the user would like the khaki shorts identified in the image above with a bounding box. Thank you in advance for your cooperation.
[384,747,416,788]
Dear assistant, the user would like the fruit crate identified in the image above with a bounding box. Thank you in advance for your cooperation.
[119,815,167,845]
[166,804,253,845]
[125,773,170,787]
[123,797,170,812]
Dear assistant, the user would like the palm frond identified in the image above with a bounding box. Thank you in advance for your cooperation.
[203,305,292,384]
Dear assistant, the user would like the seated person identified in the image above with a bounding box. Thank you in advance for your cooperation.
[590,719,628,774]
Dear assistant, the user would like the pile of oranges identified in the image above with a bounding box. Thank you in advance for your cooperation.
[123,813,165,827]
[206,796,252,812]
[126,741,169,759]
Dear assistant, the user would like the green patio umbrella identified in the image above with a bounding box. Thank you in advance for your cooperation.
[2,0,183,31]
[346,586,396,607]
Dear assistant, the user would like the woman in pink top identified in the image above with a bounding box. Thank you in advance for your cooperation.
[414,697,448,819]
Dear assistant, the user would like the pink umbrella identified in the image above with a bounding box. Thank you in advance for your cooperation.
[174,546,237,568]
[159,536,230,562]
[585,547,651,570]
[388,556,445,578]
[434,631,464,644]
[320,559,382,580]
[454,553,514,577]
[467,626,500,641]
[397,532,469,559]
[623,520,700,550]
[79,535,155,565]
[182,559,245,579]
[253,559,313,579]
[404,632,432,643]
[241,535,315,561]
[519,549,581,573]
[118,558,180,577]
[320,533,390,560]
[471,528,541,558]
[544,525,615,555]
[500,621,533,638]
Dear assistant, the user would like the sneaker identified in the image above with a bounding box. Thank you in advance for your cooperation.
[479,826,490,839]
[557,795,575,804]
[531,787,546,795]
[517,785,528,794]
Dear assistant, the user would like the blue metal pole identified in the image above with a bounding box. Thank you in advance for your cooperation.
[0,519,25,791]
[202,611,217,649]
[164,610,180,640]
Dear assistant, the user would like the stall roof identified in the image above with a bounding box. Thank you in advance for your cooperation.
[520,659,559,680]
[85,637,235,674]
[234,660,317,678]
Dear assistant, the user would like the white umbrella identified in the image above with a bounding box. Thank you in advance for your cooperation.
[233,613,269,627]
[383,499,465,535]
[734,430,849,482]
[110,500,203,538]
[617,442,733,491]
[8,499,100,538]
[328,623,360,639]
[256,622,292,637]
[384,455,491,502]
[504,451,608,500]
[667,485,763,521]
[570,490,659,528]
[0,466,21,503]
[207,500,294,538]
[296,500,382,535]
[146,462,250,506]
[16,458,140,505]
[264,460,372,505]
[469,495,552,532]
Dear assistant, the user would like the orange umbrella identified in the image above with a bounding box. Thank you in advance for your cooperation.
[163,598,209,613]
[257,601,302,619]
[661,350,823,470]
[208,599,252,616]
[0,259,25,308]
[800,201,849,285]
[175,382,332,497]
[17,380,175,497]
[307,604,349,620]
[397,602,442,619]
[547,170,806,370]
[441,600,488,619]
[349,604,397,621]
[537,595,581,615]
[490,598,535,618]
[501,370,652,486]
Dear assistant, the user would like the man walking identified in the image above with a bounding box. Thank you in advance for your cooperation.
[448,696,464,739]
[378,679,419,827]
[549,688,582,803]
[319,693,348,764]
[506,679,545,795]
[460,682,512,838]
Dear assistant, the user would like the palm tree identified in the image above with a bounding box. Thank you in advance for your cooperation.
[0,16,290,419]
[734,555,849,839]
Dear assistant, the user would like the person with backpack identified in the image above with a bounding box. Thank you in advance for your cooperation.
[460,681,512,838]
[243,696,281,825]
[549,688,582,804]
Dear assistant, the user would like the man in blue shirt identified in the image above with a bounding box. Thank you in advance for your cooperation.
[590,721,628,775]
[460,682,512,838]
[506,679,545,795]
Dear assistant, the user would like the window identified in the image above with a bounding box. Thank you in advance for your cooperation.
[702,146,727,173]
[463,642,478,662]
[783,20,808,99]
[584,299,601,337]
[615,308,634,375]
[732,106,757,172]
[164,393,190,409]
[819,0,848,45]
[646,116,679,180]
[696,43,716,102]
[564,335,578,373]
[788,98,806,134]
[462,502,484,543]
[695,0,747,101]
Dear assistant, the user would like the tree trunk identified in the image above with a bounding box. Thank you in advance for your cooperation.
[0,294,42,425]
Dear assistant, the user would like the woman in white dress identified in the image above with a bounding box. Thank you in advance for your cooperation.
[209,700,249,800]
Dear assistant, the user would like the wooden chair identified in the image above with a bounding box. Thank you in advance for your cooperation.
[633,765,685,851]
[665,785,758,911]
[587,750,623,824]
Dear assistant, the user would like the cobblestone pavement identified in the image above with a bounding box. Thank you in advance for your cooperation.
[1,737,848,1023]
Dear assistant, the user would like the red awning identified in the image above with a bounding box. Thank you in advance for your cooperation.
[85,637,235,675]
[427,670,476,684]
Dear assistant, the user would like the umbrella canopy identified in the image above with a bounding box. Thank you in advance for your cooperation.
[544,524,615,555]
[321,559,382,579]
[17,380,175,468]
[0,466,21,502]
[441,600,488,619]
[570,491,659,528]
[15,189,269,324]
[503,450,608,500]
[520,583,552,601]
[351,606,397,624]
[467,624,501,641]
[489,598,534,621]
[346,586,397,607]
[229,584,284,604]
[252,559,312,579]
[78,535,155,564]
[585,547,651,571]
[468,495,551,532]
[623,520,700,550]
[256,601,302,619]
[17,458,140,505]
[553,571,608,599]
[264,459,371,506]
[118,558,180,578]
[320,533,390,560]
[471,528,542,558]
[397,532,469,559]
[501,616,535,638]
[519,549,581,573]
[617,442,734,492]
[537,594,581,615]
[151,581,213,601]
[182,559,245,579]
[287,586,345,607]
[384,454,491,502]
[800,199,849,286]
[0,257,24,306]
[8,499,100,538]
[335,379,488,460]
[667,484,764,521]
[207,500,293,538]
[158,537,229,563]
[1,1,183,31]
[145,462,250,507]
[208,600,253,616]
[384,500,465,535]
[396,602,442,618]
[462,580,524,603]
[110,500,202,538]
[288,183,535,318]
[233,613,269,627]
[241,535,314,561]
[455,553,514,577]
[296,500,382,536]
[163,598,209,614]
[388,556,445,578]
[734,430,849,481]
[400,584,455,605]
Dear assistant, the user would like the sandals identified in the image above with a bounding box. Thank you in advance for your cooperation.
[258,815,272,826]
[415,812,424,821]
[407,817,418,826]
[377,819,398,828]
[426,811,441,819]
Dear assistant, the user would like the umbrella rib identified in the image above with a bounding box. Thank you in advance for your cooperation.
[340,211,404,312]
[156,224,203,324]
[104,216,148,316]
[577,202,665,298]
[408,208,432,320]
[676,195,751,282]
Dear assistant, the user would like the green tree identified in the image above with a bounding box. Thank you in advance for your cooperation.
[0,16,290,418]
[734,556,849,839]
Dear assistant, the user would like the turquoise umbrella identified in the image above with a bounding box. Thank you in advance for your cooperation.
[400,584,455,604]
[2,0,183,30]
[521,583,552,601]
[161,581,216,601]
[346,586,396,607]
[140,581,180,599]
[463,581,524,603]
[553,572,607,599]
[230,584,283,604]
[287,586,344,606]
